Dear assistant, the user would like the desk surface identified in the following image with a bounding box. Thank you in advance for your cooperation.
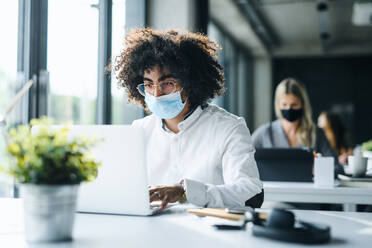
[1,198,372,248]
[264,182,372,205]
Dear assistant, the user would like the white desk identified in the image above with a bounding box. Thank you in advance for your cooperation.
[264,182,372,211]
[1,198,372,247]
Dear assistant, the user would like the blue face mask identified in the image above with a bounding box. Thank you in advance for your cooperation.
[144,91,187,119]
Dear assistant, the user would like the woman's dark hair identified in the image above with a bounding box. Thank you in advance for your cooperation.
[113,28,225,109]
[321,111,349,155]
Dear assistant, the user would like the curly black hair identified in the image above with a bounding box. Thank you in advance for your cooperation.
[113,28,225,109]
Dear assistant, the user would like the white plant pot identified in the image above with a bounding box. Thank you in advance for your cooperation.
[20,184,79,243]
[363,151,372,172]
[363,151,372,158]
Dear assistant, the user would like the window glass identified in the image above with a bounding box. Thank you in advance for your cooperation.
[0,2,18,113]
[48,0,99,124]
[0,1,18,197]
[111,0,143,124]
[208,22,225,108]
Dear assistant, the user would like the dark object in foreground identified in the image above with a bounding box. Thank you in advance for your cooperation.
[252,209,331,244]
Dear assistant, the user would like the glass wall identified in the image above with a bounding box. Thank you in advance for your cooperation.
[0,1,18,197]
[0,0,146,198]
[208,22,225,108]
[47,0,99,124]
[208,21,254,125]
[0,1,18,112]
[111,0,143,124]
[208,21,239,114]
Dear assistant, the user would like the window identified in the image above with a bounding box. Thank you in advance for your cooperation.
[208,21,254,124]
[0,1,18,112]
[208,21,238,113]
[111,0,143,124]
[208,21,225,108]
[0,1,18,197]
[1,0,147,198]
[47,0,99,124]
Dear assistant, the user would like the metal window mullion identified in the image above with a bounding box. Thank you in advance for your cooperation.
[18,0,48,122]
[97,0,112,124]
[225,39,238,115]
[245,55,254,128]
[17,0,25,73]
[195,0,208,34]
[16,0,27,125]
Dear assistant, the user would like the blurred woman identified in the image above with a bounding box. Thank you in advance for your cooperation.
[252,78,343,175]
[317,111,352,165]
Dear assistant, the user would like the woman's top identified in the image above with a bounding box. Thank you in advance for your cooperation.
[252,119,344,174]
[132,104,263,208]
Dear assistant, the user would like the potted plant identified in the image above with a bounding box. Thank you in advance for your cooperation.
[2,117,101,243]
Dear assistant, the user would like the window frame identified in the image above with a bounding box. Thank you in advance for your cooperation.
[97,0,113,124]
[18,0,48,123]
[18,0,146,125]
[8,0,146,197]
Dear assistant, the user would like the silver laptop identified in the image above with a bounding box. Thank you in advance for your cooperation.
[56,125,159,216]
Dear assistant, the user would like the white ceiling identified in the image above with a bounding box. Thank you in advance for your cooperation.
[209,0,372,57]
[209,0,269,56]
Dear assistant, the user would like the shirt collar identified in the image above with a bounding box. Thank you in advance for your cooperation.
[161,105,205,133]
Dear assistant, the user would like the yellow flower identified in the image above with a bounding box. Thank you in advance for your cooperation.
[8,128,17,138]
[7,143,21,155]
[30,118,40,126]
[53,131,68,147]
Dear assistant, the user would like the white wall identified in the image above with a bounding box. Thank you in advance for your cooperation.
[253,56,272,131]
[147,0,196,31]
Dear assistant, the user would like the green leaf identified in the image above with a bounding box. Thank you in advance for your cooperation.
[1,117,102,185]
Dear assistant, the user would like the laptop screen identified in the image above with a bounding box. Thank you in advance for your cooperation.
[255,148,314,182]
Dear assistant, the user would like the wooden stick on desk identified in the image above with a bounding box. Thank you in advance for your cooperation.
[187,208,244,221]
[187,208,269,221]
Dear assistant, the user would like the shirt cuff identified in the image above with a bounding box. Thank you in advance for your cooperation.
[183,178,208,207]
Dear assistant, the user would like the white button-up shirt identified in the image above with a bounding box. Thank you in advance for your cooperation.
[132,104,263,208]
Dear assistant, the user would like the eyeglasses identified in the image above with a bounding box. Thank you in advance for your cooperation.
[137,81,179,96]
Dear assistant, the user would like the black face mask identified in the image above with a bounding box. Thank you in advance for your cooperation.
[281,108,303,122]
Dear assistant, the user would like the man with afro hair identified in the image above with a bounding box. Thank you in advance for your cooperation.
[114,28,263,210]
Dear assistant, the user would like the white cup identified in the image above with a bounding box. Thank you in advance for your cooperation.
[314,157,334,188]
[348,155,368,177]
